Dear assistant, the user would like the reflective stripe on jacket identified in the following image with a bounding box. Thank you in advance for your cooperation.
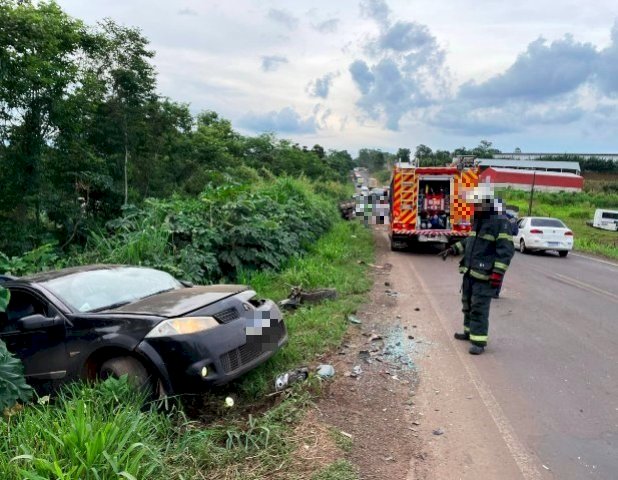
[453,210,515,280]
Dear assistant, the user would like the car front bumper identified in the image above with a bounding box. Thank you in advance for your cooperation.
[136,300,287,394]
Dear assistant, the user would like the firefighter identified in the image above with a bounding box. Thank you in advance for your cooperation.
[439,184,515,354]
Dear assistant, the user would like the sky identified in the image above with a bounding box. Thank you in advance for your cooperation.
[57,0,618,155]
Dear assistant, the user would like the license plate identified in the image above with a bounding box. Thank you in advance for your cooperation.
[548,242,560,246]
[418,234,448,243]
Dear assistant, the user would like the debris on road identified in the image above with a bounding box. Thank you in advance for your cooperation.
[347,314,362,324]
[316,364,335,378]
[279,286,338,309]
[350,365,363,378]
[432,428,444,436]
[275,367,309,391]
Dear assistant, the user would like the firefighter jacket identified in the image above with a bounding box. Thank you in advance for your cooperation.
[453,207,515,281]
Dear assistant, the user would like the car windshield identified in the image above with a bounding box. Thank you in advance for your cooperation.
[530,218,566,228]
[42,267,182,312]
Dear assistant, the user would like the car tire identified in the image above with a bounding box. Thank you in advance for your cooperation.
[559,250,568,257]
[99,356,153,395]
[519,239,528,254]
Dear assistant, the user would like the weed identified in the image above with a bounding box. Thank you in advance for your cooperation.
[329,428,353,453]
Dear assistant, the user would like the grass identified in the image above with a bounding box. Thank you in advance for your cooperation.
[311,460,359,480]
[235,220,374,400]
[1,219,375,480]
[500,188,618,260]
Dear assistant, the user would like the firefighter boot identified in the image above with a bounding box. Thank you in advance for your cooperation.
[454,332,470,341]
[469,344,485,355]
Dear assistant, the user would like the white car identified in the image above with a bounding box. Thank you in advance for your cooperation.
[514,217,574,257]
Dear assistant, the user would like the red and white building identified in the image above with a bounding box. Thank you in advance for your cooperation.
[480,167,584,192]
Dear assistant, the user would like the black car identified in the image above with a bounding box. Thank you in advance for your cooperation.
[0,265,287,396]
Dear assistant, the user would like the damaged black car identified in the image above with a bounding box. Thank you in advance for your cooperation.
[0,265,287,396]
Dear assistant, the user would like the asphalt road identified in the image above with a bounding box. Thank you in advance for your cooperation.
[397,243,618,479]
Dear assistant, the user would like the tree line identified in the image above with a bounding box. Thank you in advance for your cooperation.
[0,1,353,256]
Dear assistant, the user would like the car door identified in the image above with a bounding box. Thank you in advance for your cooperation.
[0,288,69,389]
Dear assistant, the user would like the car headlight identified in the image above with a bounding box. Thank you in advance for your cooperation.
[145,317,219,338]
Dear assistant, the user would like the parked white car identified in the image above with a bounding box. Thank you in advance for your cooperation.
[514,217,574,257]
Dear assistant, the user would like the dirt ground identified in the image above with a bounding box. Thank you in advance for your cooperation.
[306,226,532,480]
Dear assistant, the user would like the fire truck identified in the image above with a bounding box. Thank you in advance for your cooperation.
[389,157,480,250]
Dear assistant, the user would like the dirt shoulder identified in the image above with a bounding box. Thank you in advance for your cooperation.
[305,226,535,480]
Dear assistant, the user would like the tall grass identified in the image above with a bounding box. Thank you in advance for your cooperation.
[0,377,170,480]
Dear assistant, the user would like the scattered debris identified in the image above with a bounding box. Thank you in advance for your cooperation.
[369,333,383,342]
[432,428,445,436]
[350,365,363,377]
[414,307,420,311]
[542,465,550,471]
[412,421,421,426]
[316,364,335,378]
[340,431,353,439]
[274,367,309,391]
[408,335,415,340]
[279,286,338,310]
[224,396,235,408]
[347,314,362,324]
[385,290,400,297]
[384,281,391,287]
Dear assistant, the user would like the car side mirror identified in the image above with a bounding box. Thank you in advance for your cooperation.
[18,314,63,331]
[180,280,194,288]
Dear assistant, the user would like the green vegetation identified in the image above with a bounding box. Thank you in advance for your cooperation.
[500,189,618,259]
[1,221,373,480]
[0,1,354,257]
[311,460,359,480]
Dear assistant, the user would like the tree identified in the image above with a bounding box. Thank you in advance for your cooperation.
[415,144,433,160]
[357,148,385,171]
[396,148,411,163]
[0,0,90,247]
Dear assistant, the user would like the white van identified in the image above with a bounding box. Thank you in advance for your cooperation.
[590,209,618,231]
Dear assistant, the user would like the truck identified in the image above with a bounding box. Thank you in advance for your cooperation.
[388,157,479,250]
[587,208,618,231]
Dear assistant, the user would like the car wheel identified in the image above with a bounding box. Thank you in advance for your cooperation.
[558,250,568,257]
[99,356,153,395]
[519,239,528,253]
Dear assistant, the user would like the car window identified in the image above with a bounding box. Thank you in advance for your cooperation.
[517,218,526,228]
[530,218,566,228]
[1,290,49,334]
[41,267,182,313]
[601,211,618,220]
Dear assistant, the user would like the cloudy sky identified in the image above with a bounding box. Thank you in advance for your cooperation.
[58,0,618,155]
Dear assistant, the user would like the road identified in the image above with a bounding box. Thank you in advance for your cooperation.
[378,232,618,479]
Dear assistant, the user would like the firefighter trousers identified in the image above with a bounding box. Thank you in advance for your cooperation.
[461,274,494,346]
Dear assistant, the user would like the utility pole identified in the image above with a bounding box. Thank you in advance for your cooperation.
[527,170,537,216]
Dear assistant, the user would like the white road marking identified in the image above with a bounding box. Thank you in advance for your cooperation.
[551,272,618,302]
[571,253,618,268]
[405,254,543,480]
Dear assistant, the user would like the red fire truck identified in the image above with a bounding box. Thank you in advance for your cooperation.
[389,157,480,250]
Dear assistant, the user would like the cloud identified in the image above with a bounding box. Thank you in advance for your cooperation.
[238,107,317,134]
[261,55,288,72]
[596,20,618,95]
[312,18,340,34]
[267,8,299,30]
[308,72,338,98]
[359,0,391,26]
[377,21,435,52]
[349,4,448,130]
[459,35,597,105]
[349,60,374,94]
[177,7,198,16]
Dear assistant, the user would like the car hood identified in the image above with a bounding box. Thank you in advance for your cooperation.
[108,285,249,317]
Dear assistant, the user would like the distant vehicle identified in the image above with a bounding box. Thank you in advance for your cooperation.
[587,208,618,231]
[514,217,574,257]
[388,157,479,250]
[0,265,287,396]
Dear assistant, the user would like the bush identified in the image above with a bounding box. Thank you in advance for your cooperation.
[73,177,338,284]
